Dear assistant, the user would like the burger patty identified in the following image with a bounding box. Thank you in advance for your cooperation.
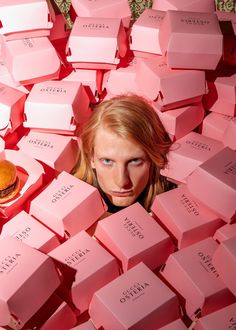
[0,177,19,198]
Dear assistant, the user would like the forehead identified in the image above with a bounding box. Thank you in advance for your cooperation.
[93,127,147,159]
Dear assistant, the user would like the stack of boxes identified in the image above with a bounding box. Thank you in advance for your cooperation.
[0,0,235,328]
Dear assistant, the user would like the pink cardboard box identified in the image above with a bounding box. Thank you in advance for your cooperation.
[151,184,224,249]
[135,57,206,109]
[202,112,234,142]
[66,17,127,70]
[195,302,236,330]
[161,131,224,183]
[23,80,91,134]
[0,149,44,219]
[212,236,236,296]
[49,230,119,313]
[154,102,205,140]
[0,82,26,138]
[204,74,236,116]
[0,137,4,152]
[159,10,223,70]
[71,319,96,330]
[0,210,60,254]
[216,10,236,35]
[223,117,236,150]
[71,0,131,29]
[0,0,53,41]
[17,131,79,174]
[130,9,165,56]
[0,61,29,93]
[94,202,175,272]
[152,0,215,12]
[1,36,61,85]
[89,262,180,329]
[29,171,107,238]
[213,223,236,244]
[187,147,236,222]
[0,236,61,329]
[160,237,236,320]
[159,319,187,329]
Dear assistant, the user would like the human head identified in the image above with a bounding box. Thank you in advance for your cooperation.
[74,94,172,211]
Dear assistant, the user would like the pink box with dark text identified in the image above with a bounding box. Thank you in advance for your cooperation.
[0,236,61,329]
[71,0,131,29]
[159,11,223,70]
[202,112,234,142]
[187,147,236,222]
[89,262,180,330]
[0,82,26,138]
[212,236,236,296]
[161,131,224,183]
[195,303,236,330]
[94,202,175,271]
[0,210,60,254]
[0,0,53,41]
[130,9,165,56]
[151,184,224,249]
[29,171,107,238]
[23,80,90,134]
[66,17,127,70]
[152,0,215,13]
[213,223,236,244]
[0,149,44,219]
[17,131,79,174]
[154,102,205,140]
[49,230,119,313]
[161,237,236,320]
[1,37,60,85]
[135,57,206,109]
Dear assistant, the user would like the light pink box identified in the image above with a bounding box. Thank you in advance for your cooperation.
[152,0,215,13]
[212,236,236,296]
[213,223,236,244]
[135,57,206,109]
[0,236,61,329]
[103,58,143,96]
[71,319,96,330]
[130,9,165,56]
[0,62,30,93]
[1,36,61,85]
[40,301,77,330]
[161,131,224,183]
[23,80,91,134]
[159,10,223,70]
[29,171,107,238]
[66,17,127,70]
[94,202,175,271]
[223,117,236,150]
[0,0,53,41]
[151,184,224,249]
[0,210,60,253]
[0,82,26,138]
[0,149,44,219]
[17,131,79,173]
[195,302,236,330]
[187,147,236,222]
[202,112,234,142]
[89,262,180,329]
[154,102,205,140]
[0,137,4,151]
[161,237,236,320]
[204,74,236,116]
[49,230,119,313]
[71,0,132,29]
[159,319,188,330]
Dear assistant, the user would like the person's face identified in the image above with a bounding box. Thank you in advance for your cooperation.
[90,127,151,208]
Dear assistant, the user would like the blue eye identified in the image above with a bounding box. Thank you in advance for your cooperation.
[101,159,113,165]
[130,159,143,165]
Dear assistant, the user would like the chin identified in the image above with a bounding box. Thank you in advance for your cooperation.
[110,196,136,208]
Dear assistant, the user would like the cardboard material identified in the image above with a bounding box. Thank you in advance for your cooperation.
[29,171,107,238]
[223,117,236,150]
[213,223,236,243]
[89,262,180,330]
[202,112,234,142]
[152,0,215,13]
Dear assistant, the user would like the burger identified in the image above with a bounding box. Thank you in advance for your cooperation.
[0,160,20,204]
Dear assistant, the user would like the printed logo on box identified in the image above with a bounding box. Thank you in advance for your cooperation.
[82,23,110,30]
[22,38,35,48]
[119,281,150,303]
[0,253,21,275]
[39,86,67,94]
[51,184,75,203]
[197,252,219,278]
[14,227,32,241]
[28,138,54,149]
[185,139,211,151]
[123,217,144,239]
[65,248,91,266]
[180,18,210,26]
[180,194,200,216]
[224,161,236,175]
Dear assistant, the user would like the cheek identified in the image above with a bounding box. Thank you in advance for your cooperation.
[131,166,150,186]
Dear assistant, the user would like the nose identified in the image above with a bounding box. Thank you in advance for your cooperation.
[114,165,131,189]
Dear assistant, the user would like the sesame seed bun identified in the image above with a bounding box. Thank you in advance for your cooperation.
[0,160,20,204]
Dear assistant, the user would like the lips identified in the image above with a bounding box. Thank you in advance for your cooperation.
[111,190,133,197]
